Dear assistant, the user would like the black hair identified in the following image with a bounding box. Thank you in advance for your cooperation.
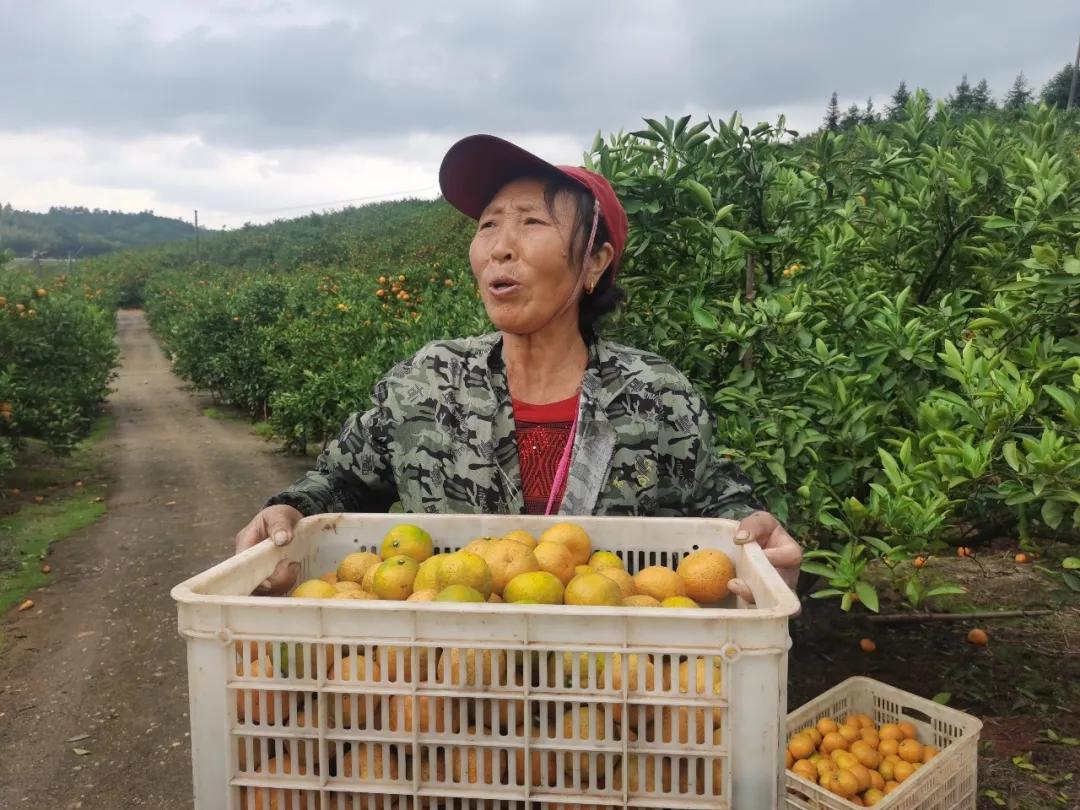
[525,171,627,340]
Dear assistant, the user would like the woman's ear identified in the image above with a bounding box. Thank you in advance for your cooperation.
[587,242,615,289]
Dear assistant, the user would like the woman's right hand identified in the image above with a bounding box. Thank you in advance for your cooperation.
[234,504,304,595]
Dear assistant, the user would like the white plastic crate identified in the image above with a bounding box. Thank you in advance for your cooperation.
[784,677,982,810]
[172,513,801,810]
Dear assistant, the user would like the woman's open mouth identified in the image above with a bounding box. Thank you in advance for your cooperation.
[487,276,521,298]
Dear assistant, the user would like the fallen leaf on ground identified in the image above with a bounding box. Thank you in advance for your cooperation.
[72,748,92,756]
[17,599,34,612]
[41,563,52,574]
[66,733,91,742]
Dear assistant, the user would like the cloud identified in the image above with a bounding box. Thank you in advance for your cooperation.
[1,0,1077,224]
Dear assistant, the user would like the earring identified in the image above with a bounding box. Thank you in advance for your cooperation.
[586,282,595,294]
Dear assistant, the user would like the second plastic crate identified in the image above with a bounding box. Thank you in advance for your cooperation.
[784,676,982,809]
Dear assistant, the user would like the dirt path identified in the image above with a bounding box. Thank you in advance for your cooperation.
[0,309,311,809]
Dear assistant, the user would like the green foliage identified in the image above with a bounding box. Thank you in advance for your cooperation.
[0,204,192,258]
[79,105,1080,612]
[587,104,1079,606]
[1040,63,1079,109]
[0,268,118,482]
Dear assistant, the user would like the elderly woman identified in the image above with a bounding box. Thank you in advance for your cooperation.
[236,135,801,599]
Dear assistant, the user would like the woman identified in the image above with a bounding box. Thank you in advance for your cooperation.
[235,134,801,600]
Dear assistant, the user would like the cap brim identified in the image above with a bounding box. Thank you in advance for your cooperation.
[439,134,566,220]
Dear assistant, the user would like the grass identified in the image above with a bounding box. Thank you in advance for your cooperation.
[202,406,229,420]
[0,414,111,621]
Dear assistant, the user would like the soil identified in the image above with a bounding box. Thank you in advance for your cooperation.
[0,310,310,808]
[0,309,1077,809]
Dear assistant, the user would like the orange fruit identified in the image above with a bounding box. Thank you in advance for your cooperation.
[967,628,989,646]
[435,584,485,602]
[379,524,433,562]
[1014,552,1029,563]
[821,732,848,753]
[897,721,918,740]
[922,745,940,763]
[859,638,877,653]
[598,567,636,598]
[878,739,899,758]
[832,751,858,770]
[333,580,366,594]
[893,760,915,782]
[336,551,380,583]
[898,739,924,763]
[235,657,289,725]
[463,537,540,593]
[838,724,862,744]
[791,759,818,782]
[661,595,700,608]
[407,589,437,601]
[320,571,338,584]
[676,548,735,603]
[503,570,565,604]
[370,555,419,600]
[564,572,622,606]
[291,579,337,599]
[634,565,687,601]
[502,529,537,549]
[588,550,624,570]
[863,787,886,805]
[621,594,661,607]
[817,717,839,736]
[879,724,904,743]
[533,541,576,585]
[850,741,880,770]
[912,556,927,568]
[538,522,592,566]
[860,728,880,747]
[849,762,872,792]
[878,757,895,781]
[801,727,823,746]
[789,735,815,760]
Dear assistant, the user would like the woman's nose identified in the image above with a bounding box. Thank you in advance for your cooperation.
[490,226,517,262]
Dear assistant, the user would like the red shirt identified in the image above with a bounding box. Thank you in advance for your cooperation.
[512,394,579,514]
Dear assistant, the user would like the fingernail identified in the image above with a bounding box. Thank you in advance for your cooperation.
[259,578,272,590]
[272,531,288,546]
[735,530,750,542]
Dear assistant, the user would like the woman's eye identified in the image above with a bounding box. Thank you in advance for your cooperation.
[525,218,545,225]
[479,220,495,230]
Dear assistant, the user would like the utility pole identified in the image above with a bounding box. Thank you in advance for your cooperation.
[1068,33,1080,110]
[194,209,201,269]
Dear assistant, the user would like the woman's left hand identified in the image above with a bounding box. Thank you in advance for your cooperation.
[727,510,802,603]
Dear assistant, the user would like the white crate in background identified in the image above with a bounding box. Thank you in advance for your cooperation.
[173,513,801,809]
[785,676,982,810]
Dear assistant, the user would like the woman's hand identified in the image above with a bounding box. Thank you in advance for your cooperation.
[727,510,802,604]
[234,504,304,595]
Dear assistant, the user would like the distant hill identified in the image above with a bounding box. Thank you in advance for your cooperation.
[0,205,193,258]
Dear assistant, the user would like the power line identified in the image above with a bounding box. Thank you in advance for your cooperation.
[248,186,441,216]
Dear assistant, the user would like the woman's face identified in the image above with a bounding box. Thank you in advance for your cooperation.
[469,176,596,338]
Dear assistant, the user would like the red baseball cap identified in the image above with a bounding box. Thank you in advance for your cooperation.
[438,134,629,277]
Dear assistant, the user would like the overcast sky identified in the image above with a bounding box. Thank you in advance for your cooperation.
[1,0,1077,228]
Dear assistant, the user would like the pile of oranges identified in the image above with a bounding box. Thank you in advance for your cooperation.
[786,713,940,806]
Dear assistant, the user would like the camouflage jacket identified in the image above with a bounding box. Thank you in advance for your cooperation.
[267,332,760,519]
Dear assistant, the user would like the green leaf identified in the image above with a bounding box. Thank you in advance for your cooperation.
[683,179,715,213]
[854,581,880,613]
[691,305,719,330]
[1064,572,1080,593]
[982,216,1018,229]
[1043,385,1076,414]
[1061,557,1080,570]
[810,588,844,599]
[932,692,952,705]
[924,585,967,598]
[1002,441,1022,472]
[801,562,839,578]
[1041,499,1065,530]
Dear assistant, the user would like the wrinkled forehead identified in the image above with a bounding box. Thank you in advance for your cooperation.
[480,175,577,220]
